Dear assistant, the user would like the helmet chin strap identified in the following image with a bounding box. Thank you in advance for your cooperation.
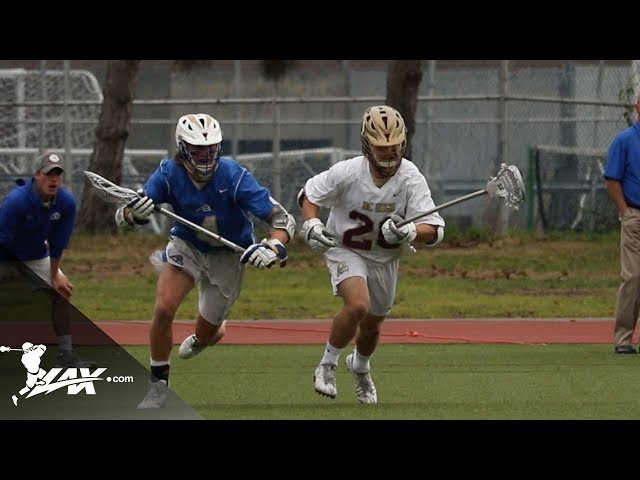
[186,161,218,183]
[369,157,400,179]
[367,164,394,188]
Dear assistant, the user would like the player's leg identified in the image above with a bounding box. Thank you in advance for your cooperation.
[314,248,370,399]
[149,263,194,371]
[345,259,398,404]
[138,239,199,409]
[178,250,244,359]
[614,209,640,353]
[23,258,96,368]
[177,282,233,360]
[137,263,193,410]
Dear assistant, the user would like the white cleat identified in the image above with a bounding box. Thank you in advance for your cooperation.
[314,364,337,399]
[178,334,206,360]
[137,380,168,409]
[345,353,377,404]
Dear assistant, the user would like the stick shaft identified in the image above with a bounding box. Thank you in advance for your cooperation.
[84,171,246,254]
[396,189,487,227]
[155,207,245,253]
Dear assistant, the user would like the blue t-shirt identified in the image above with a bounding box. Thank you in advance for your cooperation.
[0,178,77,261]
[603,122,640,206]
[143,157,275,253]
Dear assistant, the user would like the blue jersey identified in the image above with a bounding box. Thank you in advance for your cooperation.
[0,178,77,261]
[143,157,275,253]
[603,123,640,206]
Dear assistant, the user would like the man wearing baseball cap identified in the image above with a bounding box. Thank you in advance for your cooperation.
[0,151,96,369]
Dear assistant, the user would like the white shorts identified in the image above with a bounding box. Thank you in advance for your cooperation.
[23,258,58,287]
[0,257,64,291]
[165,237,245,325]
[324,247,399,316]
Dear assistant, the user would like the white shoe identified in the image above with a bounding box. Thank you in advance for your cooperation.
[314,364,337,399]
[137,380,168,409]
[11,395,18,406]
[345,353,377,404]
[178,334,206,360]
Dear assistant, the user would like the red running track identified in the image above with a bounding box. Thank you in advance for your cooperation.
[0,318,620,346]
[92,318,620,345]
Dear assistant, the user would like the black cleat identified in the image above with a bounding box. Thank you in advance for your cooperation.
[614,345,637,355]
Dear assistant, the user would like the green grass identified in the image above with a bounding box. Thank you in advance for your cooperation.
[62,230,623,320]
[125,343,640,420]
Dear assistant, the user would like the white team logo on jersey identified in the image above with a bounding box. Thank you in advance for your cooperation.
[196,204,212,212]
[0,341,129,407]
[50,212,61,220]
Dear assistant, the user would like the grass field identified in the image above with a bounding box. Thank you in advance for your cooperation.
[64,230,623,320]
[125,343,640,420]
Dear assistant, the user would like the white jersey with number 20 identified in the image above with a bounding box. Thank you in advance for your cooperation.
[303,155,445,264]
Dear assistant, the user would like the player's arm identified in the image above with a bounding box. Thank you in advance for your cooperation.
[265,198,296,244]
[115,169,166,228]
[0,194,21,257]
[382,175,445,247]
[48,198,76,298]
[297,188,336,252]
[382,215,444,248]
[50,256,73,299]
[604,178,628,217]
[115,191,155,227]
[240,198,296,269]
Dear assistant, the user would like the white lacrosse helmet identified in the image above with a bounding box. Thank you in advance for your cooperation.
[361,105,407,178]
[175,113,223,182]
[21,342,33,351]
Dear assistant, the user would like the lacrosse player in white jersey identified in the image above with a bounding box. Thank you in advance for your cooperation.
[298,105,445,404]
[115,113,296,409]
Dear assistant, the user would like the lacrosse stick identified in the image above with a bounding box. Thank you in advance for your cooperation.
[0,346,22,352]
[83,171,245,254]
[396,164,526,227]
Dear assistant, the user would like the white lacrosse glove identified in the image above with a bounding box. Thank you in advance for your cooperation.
[240,238,288,269]
[127,195,155,224]
[381,214,417,245]
[300,218,336,253]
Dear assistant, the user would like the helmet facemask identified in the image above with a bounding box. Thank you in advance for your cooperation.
[361,105,407,178]
[175,113,223,183]
[178,140,222,182]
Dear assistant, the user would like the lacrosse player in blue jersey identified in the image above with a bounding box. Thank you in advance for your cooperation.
[115,113,296,409]
[0,152,97,369]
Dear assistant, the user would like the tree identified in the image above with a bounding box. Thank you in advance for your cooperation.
[76,60,141,233]
[385,60,423,160]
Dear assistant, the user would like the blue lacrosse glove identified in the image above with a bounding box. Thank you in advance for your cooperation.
[240,238,288,269]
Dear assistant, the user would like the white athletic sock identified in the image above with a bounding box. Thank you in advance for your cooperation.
[320,341,342,366]
[57,335,72,353]
[352,349,371,373]
[150,358,170,367]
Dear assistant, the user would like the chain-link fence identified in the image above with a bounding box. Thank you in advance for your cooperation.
[0,60,637,233]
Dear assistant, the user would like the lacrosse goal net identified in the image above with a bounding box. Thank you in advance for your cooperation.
[527,144,617,232]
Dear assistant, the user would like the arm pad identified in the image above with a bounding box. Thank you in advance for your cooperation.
[267,199,296,240]
[425,225,445,247]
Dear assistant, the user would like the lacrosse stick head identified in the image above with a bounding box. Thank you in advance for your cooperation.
[83,171,140,206]
[485,164,526,210]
